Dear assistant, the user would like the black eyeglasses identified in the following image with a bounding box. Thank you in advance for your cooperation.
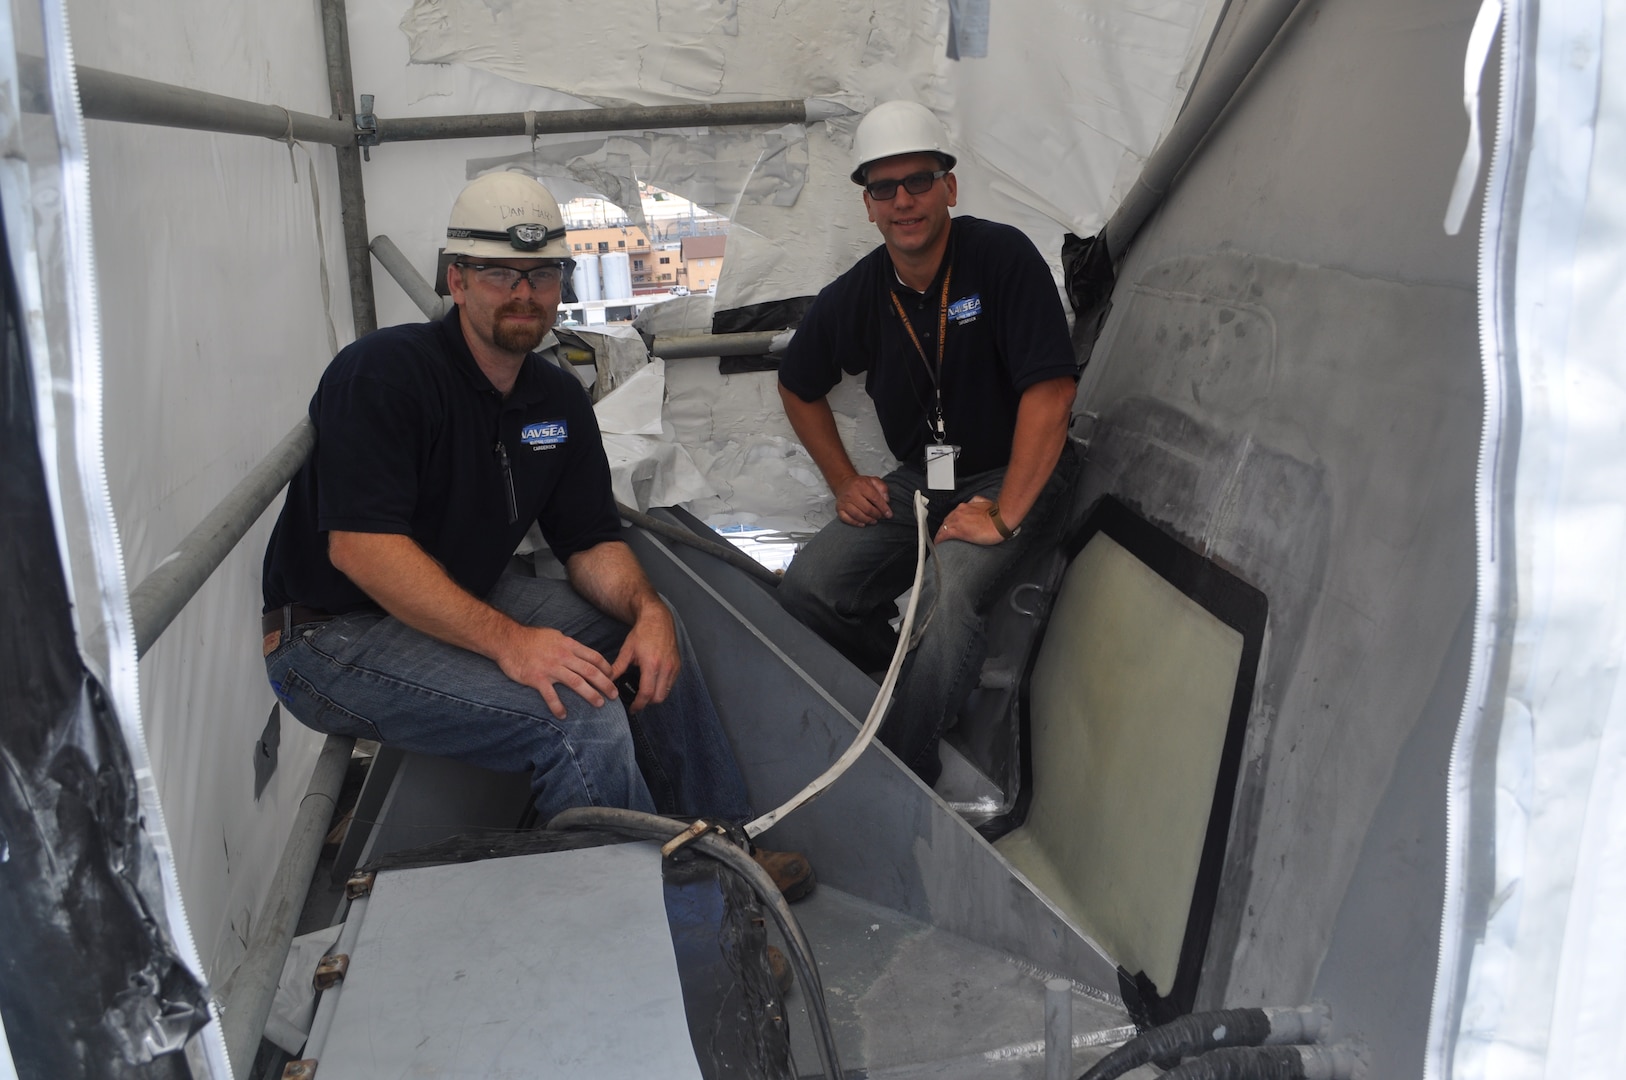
[455,262,567,290]
[864,170,947,201]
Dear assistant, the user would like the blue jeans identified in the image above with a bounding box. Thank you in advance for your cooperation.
[264,572,751,824]
[778,444,1079,785]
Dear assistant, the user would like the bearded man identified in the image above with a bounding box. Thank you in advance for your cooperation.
[259,173,766,835]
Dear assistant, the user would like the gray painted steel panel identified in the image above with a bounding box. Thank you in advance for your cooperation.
[1075,0,1485,1071]
[777,885,1132,1078]
[316,844,703,1078]
[626,526,1127,999]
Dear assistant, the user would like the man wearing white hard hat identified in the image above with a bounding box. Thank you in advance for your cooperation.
[777,101,1080,786]
[258,174,780,848]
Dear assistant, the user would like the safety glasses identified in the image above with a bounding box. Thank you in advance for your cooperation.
[863,170,947,201]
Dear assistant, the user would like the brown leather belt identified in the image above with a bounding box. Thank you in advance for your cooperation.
[261,603,336,636]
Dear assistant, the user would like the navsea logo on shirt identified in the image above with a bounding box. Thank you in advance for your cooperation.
[521,419,568,450]
[948,294,982,325]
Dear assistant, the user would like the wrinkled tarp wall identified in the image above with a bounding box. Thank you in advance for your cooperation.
[66,0,350,989]
[349,0,1222,535]
[2,0,229,1071]
[1436,1,1626,1076]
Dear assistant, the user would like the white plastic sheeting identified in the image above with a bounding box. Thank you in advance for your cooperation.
[1431,1,1626,1077]
[2,0,229,1072]
[66,0,349,994]
[348,0,1224,532]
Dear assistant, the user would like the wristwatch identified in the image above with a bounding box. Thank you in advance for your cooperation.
[987,501,1022,541]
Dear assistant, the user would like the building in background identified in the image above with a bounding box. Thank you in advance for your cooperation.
[679,234,726,295]
[563,184,730,300]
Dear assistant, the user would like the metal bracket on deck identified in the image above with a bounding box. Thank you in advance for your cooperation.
[345,870,376,899]
[314,954,350,990]
[355,94,378,159]
[281,1061,317,1079]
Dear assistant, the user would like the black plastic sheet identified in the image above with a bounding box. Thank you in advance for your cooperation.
[0,207,208,1077]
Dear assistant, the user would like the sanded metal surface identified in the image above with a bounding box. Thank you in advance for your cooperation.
[626,524,1125,999]
[776,885,1132,1079]
[317,843,703,1078]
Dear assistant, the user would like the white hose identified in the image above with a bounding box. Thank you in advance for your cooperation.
[744,491,931,838]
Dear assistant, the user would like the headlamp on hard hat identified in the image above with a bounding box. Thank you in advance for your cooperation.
[446,222,568,252]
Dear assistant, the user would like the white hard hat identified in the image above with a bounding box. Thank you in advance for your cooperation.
[849,101,957,185]
[445,172,571,259]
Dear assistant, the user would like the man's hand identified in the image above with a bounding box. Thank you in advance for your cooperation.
[494,625,620,721]
[610,599,681,713]
[835,474,894,526]
[934,495,1007,546]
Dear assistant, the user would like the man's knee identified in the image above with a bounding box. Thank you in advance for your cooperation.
[777,559,824,621]
[527,702,651,814]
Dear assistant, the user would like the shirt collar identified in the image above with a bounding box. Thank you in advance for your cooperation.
[437,306,555,405]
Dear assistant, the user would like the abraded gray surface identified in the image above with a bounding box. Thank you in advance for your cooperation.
[316,844,702,1079]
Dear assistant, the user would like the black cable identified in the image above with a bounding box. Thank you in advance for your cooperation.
[1158,1046,1307,1080]
[545,806,842,1080]
[1078,1008,1273,1080]
[617,502,784,589]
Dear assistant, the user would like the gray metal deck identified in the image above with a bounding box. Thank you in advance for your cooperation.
[778,885,1133,1079]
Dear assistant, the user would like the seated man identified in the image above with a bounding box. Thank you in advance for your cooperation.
[261,172,773,848]
[777,102,1081,785]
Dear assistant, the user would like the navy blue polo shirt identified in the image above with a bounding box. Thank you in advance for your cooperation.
[778,215,1077,476]
[262,307,622,614]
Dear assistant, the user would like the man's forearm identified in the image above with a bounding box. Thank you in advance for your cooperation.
[779,383,860,493]
[327,530,520,659]
[565,540,665,627]
[996,376,1077,526]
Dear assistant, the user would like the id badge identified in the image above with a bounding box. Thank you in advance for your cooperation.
[925,443,959,490]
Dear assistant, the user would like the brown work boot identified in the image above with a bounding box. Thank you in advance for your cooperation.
[752,847,815,902]
[765,945,794,996]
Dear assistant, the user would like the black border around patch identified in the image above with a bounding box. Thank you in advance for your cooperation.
[984,494,1268,1024]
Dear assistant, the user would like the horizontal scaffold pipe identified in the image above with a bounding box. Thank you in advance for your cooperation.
[22,60,850,148]
[15,56,356,145]
[129,419,315,658]
[373,98,843,143]
[651,330,788,359]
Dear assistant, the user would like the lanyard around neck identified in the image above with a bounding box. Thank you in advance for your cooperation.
[889,264,953,442]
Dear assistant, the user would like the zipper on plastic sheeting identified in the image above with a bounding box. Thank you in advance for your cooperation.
[1424,1,1517,1077]
[36,0,234,1075]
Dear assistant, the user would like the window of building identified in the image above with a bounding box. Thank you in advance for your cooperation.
[617,240,625,248]
[659,256,671,265]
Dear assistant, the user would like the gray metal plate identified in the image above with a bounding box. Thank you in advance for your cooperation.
[316,843,702,1079]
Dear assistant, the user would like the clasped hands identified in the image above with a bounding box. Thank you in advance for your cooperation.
[833,473,1007,546]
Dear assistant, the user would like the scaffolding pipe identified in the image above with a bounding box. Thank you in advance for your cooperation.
[320,0,378,336]
[1102,0,1307,257]
[219,733,355,1079]
[129,420,314,659]
[371,235,448,319]
[372,98,845,143]
[651,330,787,359]
[373,236,785,358]
[15,56,355,145]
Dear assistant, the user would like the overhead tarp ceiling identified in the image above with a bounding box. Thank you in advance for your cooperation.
[357,0,1224,320]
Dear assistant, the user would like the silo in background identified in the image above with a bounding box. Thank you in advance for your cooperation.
[574,254,603,302]
[601,251,633,300]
